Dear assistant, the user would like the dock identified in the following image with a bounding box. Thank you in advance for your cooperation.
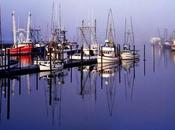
[64,59,97,68]
[0,65,39,77]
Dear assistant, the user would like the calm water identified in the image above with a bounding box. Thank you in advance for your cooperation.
[0,45,175,130]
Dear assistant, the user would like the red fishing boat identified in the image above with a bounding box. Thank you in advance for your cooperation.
[8,11,33,55]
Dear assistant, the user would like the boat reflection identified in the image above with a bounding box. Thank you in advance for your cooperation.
[78,65,97,99]
[98,63,118,116]
[121,60,138,101]
[39,70,68,126]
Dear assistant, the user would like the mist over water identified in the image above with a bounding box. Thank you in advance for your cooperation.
[1,0,175,44]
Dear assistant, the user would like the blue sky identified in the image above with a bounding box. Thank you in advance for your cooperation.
[1,0,175,44]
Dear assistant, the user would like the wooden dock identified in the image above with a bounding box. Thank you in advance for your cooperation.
[64,59,97,68]
[0,65,39,77]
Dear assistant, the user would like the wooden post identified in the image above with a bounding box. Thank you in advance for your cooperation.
[19,76,21,95]
[153,44,155,72]
[5,48,6,70]
[81,45,83,65]
[49,48,52,71]
[118,44,121,61]
[19,47,21,69]
[101,46,103,89]
[70,45,72,62]
[8,49,10,71]
[144,44,146,76]
[89,45,90,60]
[133,45,135,60]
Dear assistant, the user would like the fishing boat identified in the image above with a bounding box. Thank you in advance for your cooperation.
[97,40,118,63]
[97,9,119,63]
[120,18,140,60]
[7,11,33,55]
[121,45,140,60]
[72,19,99,60]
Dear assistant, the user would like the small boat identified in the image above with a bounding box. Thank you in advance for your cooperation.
[34,60,63,71]
[120,45,140,60]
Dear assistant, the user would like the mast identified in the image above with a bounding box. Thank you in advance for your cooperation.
[12,11,17,45]
[26,11,31,42]
[59,4,61,31]
[105,9,116,44]
[130,16,135,44]
[124,18,127,45]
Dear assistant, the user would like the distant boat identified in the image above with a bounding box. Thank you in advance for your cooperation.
[8,11,33,55]
[97,9,119,63]
[150,37,162,45]
[171,40,175,51]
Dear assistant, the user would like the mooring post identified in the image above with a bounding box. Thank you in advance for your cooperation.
[133,45,135,60]
[8,49,10,71]
[5,48,6,70]
[89,45,90,60]
[144,44,146,76]
[19,48,21,69]
[101,46,103,89]
[49,48,52,71]
[19,76,21,95]
[144,44,146,61]
[118,44,121,61]
[70,45,72,62]
[81,45,83,65]
[153,44,155,72]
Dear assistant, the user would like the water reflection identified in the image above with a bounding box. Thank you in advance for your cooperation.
[121,60,137,101]
[98,63,118,116]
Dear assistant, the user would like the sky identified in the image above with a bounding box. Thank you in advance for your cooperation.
[1,0,175,44]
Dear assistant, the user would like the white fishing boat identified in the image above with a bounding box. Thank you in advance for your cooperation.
[72,18,98,60]
[120,18,140,60]
[97,40,118,63]
[34,60,63,71]
[121,45,140,60]
[97,9,119,63]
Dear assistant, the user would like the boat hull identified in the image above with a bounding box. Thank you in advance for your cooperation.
[121,51,140,60]
[8,44,33,54]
